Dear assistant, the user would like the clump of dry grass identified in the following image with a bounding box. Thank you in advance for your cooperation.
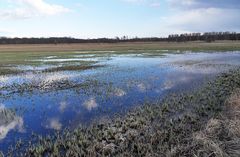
[227,89,240,118]
[193,89,240,157]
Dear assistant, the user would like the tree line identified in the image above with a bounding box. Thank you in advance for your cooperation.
[168,32,240,42]
[0,32,239,44]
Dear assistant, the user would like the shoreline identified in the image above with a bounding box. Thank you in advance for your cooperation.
[0,41,240,52]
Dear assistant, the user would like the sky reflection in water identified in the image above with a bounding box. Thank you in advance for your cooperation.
[0,51,240,151]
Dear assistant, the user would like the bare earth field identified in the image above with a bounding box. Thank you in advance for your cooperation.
[0,40,240,52]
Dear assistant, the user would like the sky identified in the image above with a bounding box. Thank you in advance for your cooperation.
[0,0,239,38]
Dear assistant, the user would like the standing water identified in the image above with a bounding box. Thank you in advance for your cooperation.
[0,51,240,152]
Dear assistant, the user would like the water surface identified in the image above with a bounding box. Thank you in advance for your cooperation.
[0,51,240,152]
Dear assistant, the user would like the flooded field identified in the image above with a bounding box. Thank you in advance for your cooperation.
[0,50,240,153]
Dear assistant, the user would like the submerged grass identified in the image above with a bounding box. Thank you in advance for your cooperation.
[43,64,104,73]
[0,67,22,75]
[0,54,102,76]
[3,69,240,156]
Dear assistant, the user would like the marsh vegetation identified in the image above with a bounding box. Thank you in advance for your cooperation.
[5,69,240,156]
[0,50,240,156]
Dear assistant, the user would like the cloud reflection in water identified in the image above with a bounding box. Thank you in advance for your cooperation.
[0,104,24,140]
[44,118,62,131]
[83,97,98,111]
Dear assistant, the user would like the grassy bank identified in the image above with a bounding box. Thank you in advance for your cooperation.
[0,41,240,53]
[3,69,240,157]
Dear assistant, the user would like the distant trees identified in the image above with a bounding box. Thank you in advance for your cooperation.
[0,32,239,44]
[168,32,240,42]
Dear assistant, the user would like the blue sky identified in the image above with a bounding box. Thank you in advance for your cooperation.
[0,0,239,38]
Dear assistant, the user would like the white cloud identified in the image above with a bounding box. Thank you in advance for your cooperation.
[0,0,69,19]
[45,118,62,130]
[168,0,197,8]
[162,80,174,90]
[159,0,240,33]
[162,75,193,90]
[123,0,145,3]
[0,104,24,140]
[59,101,68,113]
[123,0,160,7]
[121,0,240,35]
[168,0,240,9]
[112,88,126,97]
[20,0,69,15]
[163,8,240,32]
[83,97,98,111]
[150,2,161,8]
[137,82,149,92]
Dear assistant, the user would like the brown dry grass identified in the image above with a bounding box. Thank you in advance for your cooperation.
[0,40,240,52]
[227,89,240,118]
[193,90,240,157]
